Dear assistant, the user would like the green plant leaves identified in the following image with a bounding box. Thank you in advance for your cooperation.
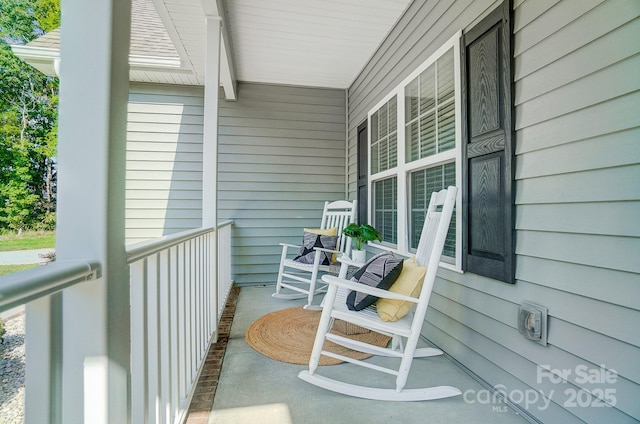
[342,223,382,250]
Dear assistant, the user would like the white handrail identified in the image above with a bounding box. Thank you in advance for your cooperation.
[126,220,234,263]
[0,260,101,312]
[2,222,234,424]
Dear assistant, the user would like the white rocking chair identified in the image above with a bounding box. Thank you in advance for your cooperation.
[299,186,461,401]
[273,200,357,308]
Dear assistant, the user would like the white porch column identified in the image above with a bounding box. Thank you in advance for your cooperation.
[202,16,221,336]
[202,16,221,228]
[39,0,131,423]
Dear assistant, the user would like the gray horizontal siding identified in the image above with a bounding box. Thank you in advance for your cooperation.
[347,0,640,422]
[125,83,204,244]
[218,82,346,285]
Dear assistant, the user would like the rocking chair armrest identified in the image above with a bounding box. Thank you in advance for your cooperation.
[313,246,340,255]
[336,255,364,268]
[367,244,414,260]
[322,275,420,304]
[279,242,302,249]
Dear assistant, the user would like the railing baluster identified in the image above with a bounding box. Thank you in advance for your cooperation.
[130,259,147,424]
[189,238,196,382]
[124,222,233,424]
[195,237,201,360]
[159,250,170,424]
[200,235,207,357]
[211,232,216,335]
[178,243,187,406]
[206,234,211,348]
[146,254,159,424]
[169,246,179,420]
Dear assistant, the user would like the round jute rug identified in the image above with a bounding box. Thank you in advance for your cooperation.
[245,307,391,366]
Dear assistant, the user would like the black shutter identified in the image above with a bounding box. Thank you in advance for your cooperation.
[357,120,368,225]
[461,0,515,283]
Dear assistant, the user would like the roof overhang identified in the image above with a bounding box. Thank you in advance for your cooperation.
[12,0,238,100]
[11,46,184,76]
[11,45,60,76]
[13,0,414,97]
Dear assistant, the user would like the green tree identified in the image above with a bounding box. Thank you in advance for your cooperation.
[0,0,59,232]
[35,0,60,32]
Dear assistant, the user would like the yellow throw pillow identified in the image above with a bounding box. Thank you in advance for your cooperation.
[376,257,426,322]
[304,227,338,236]
[304,227,338,262]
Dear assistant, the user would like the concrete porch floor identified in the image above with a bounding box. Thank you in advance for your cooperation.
[209,285,530,424]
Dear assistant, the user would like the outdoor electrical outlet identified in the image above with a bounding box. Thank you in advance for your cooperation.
[518,302,548,346]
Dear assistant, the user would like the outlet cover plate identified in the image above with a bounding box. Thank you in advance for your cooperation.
[518,301,548,346]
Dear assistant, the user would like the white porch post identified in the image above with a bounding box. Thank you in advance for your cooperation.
[202,16,221,336]
[202,16,221,229]
[34,0,131,423]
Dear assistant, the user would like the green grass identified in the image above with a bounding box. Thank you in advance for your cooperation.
[0,263,40,276]
[0,231,55,252]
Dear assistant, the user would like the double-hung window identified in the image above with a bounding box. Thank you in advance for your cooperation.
[367,2,514,282]
[368,32,462,270]
[370,96,398,244]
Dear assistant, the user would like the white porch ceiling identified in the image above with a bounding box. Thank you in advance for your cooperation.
[156,0,413,90]
[222,0,412,89]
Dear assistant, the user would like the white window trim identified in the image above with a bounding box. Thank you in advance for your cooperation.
[367,31,463,272]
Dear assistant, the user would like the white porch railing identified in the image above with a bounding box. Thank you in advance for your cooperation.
[0,221,233,424]
[126,221,234,424]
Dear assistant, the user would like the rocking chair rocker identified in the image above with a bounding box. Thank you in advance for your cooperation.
[298,186,461,401]
[273,200,356,308]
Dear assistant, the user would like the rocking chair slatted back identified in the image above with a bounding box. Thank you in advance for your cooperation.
[411,187,456,336]
[298,186,460,401]
[273,199,357,308]
[415,191,448,266]
[321,200,358,255]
